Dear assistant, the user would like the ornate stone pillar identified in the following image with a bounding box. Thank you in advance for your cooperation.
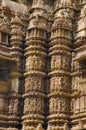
[48,2,74,130]
[0,13,11,130]
[71,1,86,129]
[8,13,23,130]
[22,1,49,129]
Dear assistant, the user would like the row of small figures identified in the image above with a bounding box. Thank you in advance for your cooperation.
[22,123,69,130]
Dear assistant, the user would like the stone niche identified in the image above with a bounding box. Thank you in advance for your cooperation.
[11,78,19,93]
[0,61,10,81]
[0,32,8,44]
[79,59,86,79]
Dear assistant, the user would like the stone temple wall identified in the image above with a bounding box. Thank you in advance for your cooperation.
[0,0,86,130]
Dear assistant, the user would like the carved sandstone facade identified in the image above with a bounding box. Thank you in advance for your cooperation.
[0,0,86,130]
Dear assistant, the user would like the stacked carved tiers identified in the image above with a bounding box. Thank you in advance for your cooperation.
[0,0,86,130]
[47,4,74,129]
[22,3,49,129]
[0,12,11,61]
[0,12,15,130]
[6,14,23,130]
[71,1,86,129]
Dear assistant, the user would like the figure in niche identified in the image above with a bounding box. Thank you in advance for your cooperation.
[51,56,55,69]
[37,98,42,111]
[63,9,70,19]
[57,56,61,69]
[24,98,29,113]
[53,98,57,112]
[32,55,37,69]
[62,57,67,69]
[58,77,62,91]
[62,99,68,112]
[56,9,64,18]
[30,98,36,112]
[54,77,58,91]
[8,99,13,114]
[38,58,42,69]
[58,99,61,112]
[25,78,30,91]
[13,99,19,114]
[50,98,54,113]
[70,99,75,112]
[37,78,41,90]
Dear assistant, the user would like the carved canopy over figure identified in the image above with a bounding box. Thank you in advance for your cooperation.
[13,99,19,113]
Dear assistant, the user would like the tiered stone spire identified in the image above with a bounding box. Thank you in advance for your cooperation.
[22,0,49,130]
[8,12,23,130]
[0,10,11,130]
[0,0,86,130]
[47,1,74,130]
[71,1,86,129]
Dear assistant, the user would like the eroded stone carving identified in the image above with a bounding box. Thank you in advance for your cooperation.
[49,97,68,113]
[50,76,70,92]
[9,99,19,114]
[0,0,85,130]
[24,97,44,114]
[26,56,45,71]
[25,77,44,92]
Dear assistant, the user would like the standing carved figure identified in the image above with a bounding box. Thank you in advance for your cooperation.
[8,99,13,114]
[13,99,19,114]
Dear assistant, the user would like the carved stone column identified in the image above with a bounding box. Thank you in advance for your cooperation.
[22,1,49,129]
[48,2,74,129]
[71,1,86,129]
[0,13,11,130]
[8,13,23,130]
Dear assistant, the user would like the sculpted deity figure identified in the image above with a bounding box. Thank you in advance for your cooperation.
[70,99,74,112]
[24,98,29,113]
[13,99,19,114]
[8,99,13,114]
[56,9,64,18]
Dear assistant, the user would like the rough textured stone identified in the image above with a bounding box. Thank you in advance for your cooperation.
[0,0,86,130]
